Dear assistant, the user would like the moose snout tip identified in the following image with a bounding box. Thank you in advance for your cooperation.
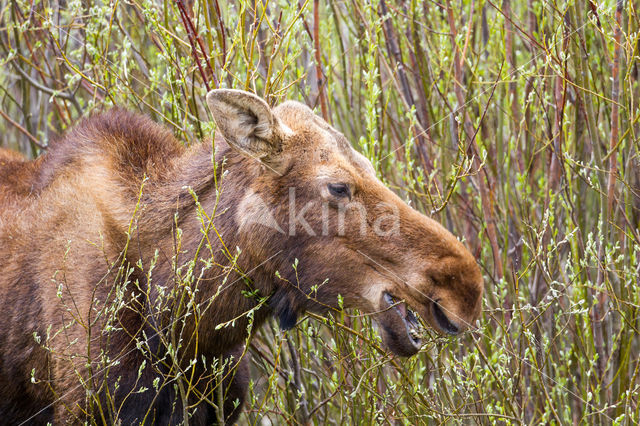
[425,261,484,336]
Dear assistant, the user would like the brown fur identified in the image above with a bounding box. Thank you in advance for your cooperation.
[0,92,483,424]
[0,148,41,200]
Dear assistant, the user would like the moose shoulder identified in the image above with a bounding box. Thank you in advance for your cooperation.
[0,90,483,424]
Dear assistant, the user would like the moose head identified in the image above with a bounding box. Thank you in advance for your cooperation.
[207,90,484,356]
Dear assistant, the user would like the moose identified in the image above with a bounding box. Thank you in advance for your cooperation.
[0,90,483,424]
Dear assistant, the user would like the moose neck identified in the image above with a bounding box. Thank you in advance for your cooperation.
[137,140,278,355]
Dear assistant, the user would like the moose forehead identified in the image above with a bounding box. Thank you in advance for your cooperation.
[273,101,376,177]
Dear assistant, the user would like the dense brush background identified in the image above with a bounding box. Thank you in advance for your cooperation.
[1,0,639,423]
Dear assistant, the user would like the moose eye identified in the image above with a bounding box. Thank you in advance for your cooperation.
[327,183,351,200]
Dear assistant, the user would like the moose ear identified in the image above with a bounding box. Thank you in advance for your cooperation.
[206,89,288,163]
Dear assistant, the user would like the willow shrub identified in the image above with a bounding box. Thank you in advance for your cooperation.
[1,0,639,423]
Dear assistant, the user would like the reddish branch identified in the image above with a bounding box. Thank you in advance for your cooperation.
[591,1,623,405]
[445,0,504,281]
[502,0,524,173]
[175,0,218,89]
[380,0,433,171]
[549,20,569,194]
[607,1,623,222]
[313,0,328,120]
[0,108,46,149]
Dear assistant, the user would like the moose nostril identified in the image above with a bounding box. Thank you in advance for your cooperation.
[432,302,459,335]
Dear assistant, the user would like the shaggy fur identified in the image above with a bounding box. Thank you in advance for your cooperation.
[0,91,483,424]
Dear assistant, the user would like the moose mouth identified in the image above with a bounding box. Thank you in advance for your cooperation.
[378,292,424,357]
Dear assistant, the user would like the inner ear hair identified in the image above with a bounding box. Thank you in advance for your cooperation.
[206,89,285,163]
